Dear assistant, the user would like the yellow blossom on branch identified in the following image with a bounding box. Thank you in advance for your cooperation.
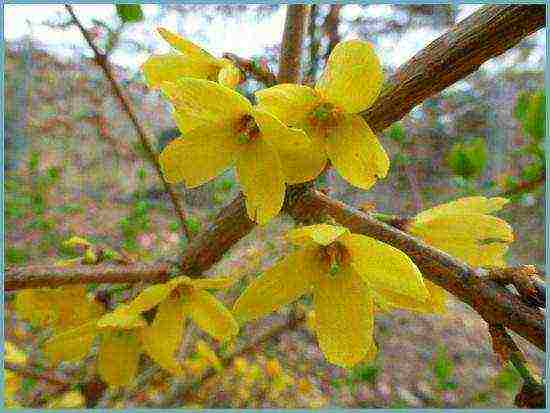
[158,78,310,224]
[255,40,389,190]
[143,28,242,89]
[233,224,429,368]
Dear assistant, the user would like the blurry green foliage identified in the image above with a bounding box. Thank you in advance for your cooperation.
[515,90,545,144]
[184,216,201,235]
[387,122,407,144]
[116,4,144,23]
[494,363,522,394]
[349,363,380,385]
[447,137,487,179]
[432,345,458,391]
[6,247,31,265]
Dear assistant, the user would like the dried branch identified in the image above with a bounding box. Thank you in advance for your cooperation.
[222,53,277,87]
[278,4,308,83]
[488,265,545,308]
[64,4,192,242]
[4,263,172,291]
[322,4,342,60]
[361,4,546,132]
[4,361,71,389]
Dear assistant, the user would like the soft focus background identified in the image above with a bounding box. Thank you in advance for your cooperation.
[4,4,545,408]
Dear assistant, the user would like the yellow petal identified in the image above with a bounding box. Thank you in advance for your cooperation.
[313,267,376,368]
[235,138,285,225]
[373,279,447,315]
[127,283,174,314]
[339,233,428,301]
[5,342,28,365]
[326,114,389,190]
[255,83,322,127]
[288,224,350,246]
[46,390,85,408]
[413,197,510,225]
[5,370,21,403]
[315,40,383,113]
[143,54,218,89]
[196,340,222,371]
[184,276,237,290]
[232,247,322,324]
[218,61,242,88]
[157,28,220,66]
[54,286,105,331]
[14,289,59,327]
[43,320,98,364]
[97,331,141,388]
[160,78,251,127]
[183,290,239,341]
[141,297,185,375]
[408,213,513,267]
[252,108,310,151]
[158,124,237,187]
[97,305,146,330]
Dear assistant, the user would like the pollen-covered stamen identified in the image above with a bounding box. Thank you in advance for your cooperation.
[319,241,351,277]
[236,114,261,144]
[308,102,343,136]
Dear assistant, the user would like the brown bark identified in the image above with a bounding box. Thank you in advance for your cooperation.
[278,4,308,83]
[362,5,546,132]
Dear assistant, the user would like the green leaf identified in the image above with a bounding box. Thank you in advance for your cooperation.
[115,4,144,23]
[447,137,487,178]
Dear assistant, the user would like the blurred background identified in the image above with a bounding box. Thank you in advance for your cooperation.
[4,3,546,408]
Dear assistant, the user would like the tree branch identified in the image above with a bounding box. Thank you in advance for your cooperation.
[278,4,308,83]
[4,362,70,389]
[222,53,277,87]
[4,263,172,291]
[64,4,193,242]
[361,4,546,132]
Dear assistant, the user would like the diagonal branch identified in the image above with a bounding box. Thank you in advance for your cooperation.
[64,4,192,242]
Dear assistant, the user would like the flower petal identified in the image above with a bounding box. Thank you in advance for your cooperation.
[158,124,237,187]
[141,297,185,375]
[252,108,310,151]
[288,224,350,246]
[161,78,251,128]
[313,267,376,368]
[413,197,510,225]
[157,28,220,66]
[232,247,322,324]
[315,40,383,113]
[186,276,237,290]
[143,54,218,89]
[408,213,513,267]
[183,290,238,341]
[255,84,322,127]
[218,61,242,88]
[235,138,285,225]
[339,233,428,302]
[55,286,105,330]
[97,305,146,330]
[326,114,389,190]
[373,279,447,315]
[42,320,98,365]
[97,331,141,387]
[14,289,60,327]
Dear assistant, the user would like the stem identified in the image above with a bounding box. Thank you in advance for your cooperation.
[64,4,192,242]
[278,4,307,84]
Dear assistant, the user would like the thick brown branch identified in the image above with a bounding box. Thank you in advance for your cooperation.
[64,4,192,242]
[278,4,308,83]
[362,5,546,132]
[488,265,545,308]
[290,190,545,351]
[4,263,171,291]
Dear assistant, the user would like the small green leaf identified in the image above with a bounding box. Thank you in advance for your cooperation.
[116,4,144,23]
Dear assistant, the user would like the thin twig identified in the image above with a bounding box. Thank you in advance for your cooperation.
[222,53,277,87]
[4,362,71,389]
[64,4,192,242]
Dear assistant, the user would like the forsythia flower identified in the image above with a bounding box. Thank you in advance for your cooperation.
[395,196,515,314]
[43,304,148,387]
[233,224,428,367]
[143,28,242,89]
[5,342,28,365]
[256,40,389,190]
[158,78,310,224]
[14,285,104,332]
[126,276,238,373]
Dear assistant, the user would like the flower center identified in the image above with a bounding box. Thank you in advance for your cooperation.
[308,102,343,137]
[236,114,260,144]
[319,242,351,276]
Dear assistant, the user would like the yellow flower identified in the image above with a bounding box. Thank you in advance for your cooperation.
[143,27,242,89]
[14,285,105,332]
[233,224,428,368]
[42,304,147,388]
[127,276,238,374]
[46,391,86,408]
[255,40,388,189]
[158,78,310,224]
[4,370,22,407]
[401,196,514,314]
[195,339,222,371]
[5,342,28,365]
[265,358,282,378]
[233,356,249,376]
